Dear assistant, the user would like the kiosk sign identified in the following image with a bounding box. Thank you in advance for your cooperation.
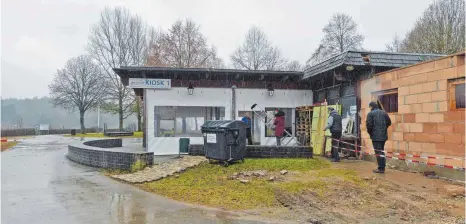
[128,78,171,89]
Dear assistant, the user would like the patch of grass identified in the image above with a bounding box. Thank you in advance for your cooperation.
[131,160,145,173]
[316,169,364,185]
[63,131,143,138]
[275,180,328,196]
[101,168,131,176]
[1,141,18,151]
[137,158,360,210]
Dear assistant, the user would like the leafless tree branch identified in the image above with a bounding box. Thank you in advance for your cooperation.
[400,0,465,54]
[87,6,152,130]
[307,13,364,66]
[147,19,224,68]
[230,26,287,70]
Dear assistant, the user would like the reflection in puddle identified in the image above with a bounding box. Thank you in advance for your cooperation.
[111,193,149,224]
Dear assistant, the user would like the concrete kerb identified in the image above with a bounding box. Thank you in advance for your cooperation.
[67,138,154,171]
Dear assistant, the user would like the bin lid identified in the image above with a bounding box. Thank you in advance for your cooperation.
[201,120,244,129]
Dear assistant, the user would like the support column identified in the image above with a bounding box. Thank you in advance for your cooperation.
[143,89,147,149]
[231,85,237,120]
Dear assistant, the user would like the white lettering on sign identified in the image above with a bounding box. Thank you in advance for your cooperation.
[206,133,217,143]
[128,78,171,89]
[39,124,49,131]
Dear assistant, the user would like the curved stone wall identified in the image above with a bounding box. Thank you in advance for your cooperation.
[67,139,153,170]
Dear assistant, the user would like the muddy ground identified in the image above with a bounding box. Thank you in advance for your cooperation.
[242,160,465,224]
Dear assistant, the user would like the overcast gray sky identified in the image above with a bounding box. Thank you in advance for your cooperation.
[1,0,434,98]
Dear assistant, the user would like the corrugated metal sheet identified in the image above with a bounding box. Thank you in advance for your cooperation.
[303,50,444,79]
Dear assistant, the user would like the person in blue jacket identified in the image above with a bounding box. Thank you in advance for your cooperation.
[241,112,253,145]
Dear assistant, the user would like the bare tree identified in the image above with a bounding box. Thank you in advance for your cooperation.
[401,0,465,54]
[285,60,303,71]
[308,13,364,65]
[230,26,287,70]
[147,19,224,68]
[49,55,107,134]
[88,7,153,130]
[306,44,332,67]
[385,34,405,52]
[133,96,143,132]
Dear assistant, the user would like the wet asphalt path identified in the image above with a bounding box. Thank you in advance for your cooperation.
[1,136,270,224]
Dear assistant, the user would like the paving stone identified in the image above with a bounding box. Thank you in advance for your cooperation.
[111,156,207,183]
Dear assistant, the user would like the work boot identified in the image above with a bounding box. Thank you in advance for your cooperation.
[373,169,385,174]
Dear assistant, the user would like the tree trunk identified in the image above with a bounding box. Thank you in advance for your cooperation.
[119,96,124,131]
[136,98,142,132]
[79,110,86,134]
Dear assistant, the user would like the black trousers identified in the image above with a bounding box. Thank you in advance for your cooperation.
[246,128,253,145]
[372,140,386,171]
[331,132,342,161]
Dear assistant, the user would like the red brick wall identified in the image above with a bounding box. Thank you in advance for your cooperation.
[360,53,465,168]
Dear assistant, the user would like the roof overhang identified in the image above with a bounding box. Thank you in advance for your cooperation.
[114,66,304,83]
[303,50,445,80]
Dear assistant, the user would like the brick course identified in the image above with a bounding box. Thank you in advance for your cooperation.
[360,53,465,170]
[188,144,313,159]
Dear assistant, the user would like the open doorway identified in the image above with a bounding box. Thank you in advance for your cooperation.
[238,111,260,144]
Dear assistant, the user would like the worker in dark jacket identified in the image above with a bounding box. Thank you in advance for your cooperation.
[366,101,392,173]
[241,112,253,145]
[323,107,342,162]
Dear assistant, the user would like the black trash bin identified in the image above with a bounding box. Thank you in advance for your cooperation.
[201,120,247,166]
[70,129,76,136]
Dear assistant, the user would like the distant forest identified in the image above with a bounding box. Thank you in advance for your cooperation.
[1,97,137,130]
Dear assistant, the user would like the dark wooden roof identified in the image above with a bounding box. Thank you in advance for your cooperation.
[303,50,444,80]
[113,66,304,81]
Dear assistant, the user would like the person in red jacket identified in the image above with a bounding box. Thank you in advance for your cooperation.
[273,110,285,146]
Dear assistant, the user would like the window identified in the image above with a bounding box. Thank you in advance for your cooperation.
[372,89,398,113]
[449,79,465,110]
[264,108,293,137]
[154,106,225,137]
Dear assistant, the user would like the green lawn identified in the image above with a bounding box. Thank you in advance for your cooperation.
[64,131,143,138]
[137,158,363,210]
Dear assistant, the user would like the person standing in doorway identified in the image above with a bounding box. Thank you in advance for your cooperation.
[366,101,392,173]
[273,110,285,146]
[323,107,343,162]
[241,112,253,145]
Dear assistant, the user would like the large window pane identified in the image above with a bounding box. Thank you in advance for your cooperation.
[455,83,465,109]
[154,106,175,137]
[376,92,398,113]
[154,106,225,137]
[264,108,293,137]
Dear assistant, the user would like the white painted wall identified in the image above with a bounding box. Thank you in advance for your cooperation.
[144,87,312,155]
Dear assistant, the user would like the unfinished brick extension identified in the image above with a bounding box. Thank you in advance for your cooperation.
[360,52,465,169]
